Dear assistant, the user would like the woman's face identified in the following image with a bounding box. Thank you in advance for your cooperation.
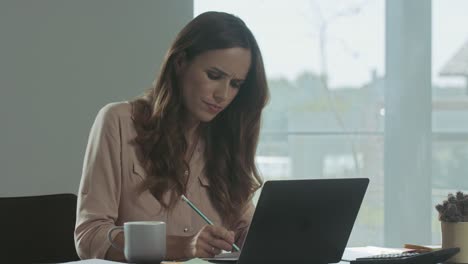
[179,47,251,123]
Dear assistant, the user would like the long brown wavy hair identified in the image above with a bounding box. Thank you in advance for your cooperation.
[131,11,269,225]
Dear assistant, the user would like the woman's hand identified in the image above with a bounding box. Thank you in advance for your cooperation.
[165,225,235,260]
[186,225,235,258]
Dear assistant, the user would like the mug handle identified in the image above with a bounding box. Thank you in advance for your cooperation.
[107,226,124,251]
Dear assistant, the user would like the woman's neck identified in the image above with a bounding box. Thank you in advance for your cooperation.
[185,125,199,144]
[183,115,200,144]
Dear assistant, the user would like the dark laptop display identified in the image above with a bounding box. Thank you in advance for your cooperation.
[232,178,369,264]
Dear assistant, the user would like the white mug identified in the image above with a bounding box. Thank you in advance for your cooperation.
[107,221,166,263]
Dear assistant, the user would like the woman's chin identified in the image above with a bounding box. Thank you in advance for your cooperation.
[198,112,218,122]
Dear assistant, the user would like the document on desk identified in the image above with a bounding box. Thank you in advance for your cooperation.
[202,251,240,262]
[342,246,407,261]
[182,258,213,264]
[162,257,219,264]
[62,259,123,264]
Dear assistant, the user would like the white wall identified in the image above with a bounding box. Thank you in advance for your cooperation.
[0,1,193,196]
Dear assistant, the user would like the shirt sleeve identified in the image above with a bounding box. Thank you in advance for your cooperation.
[74,104,123,259]
[232,200,255,248]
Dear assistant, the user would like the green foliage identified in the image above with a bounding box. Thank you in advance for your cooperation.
[436,191,468,222]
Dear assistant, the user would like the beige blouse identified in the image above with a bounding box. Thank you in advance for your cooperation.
[74,102,255,259]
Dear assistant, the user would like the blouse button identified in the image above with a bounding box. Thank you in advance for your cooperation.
[183,227,189,233]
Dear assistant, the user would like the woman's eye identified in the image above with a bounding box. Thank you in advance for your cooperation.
[231,81,242,89]
[207,71,221,80]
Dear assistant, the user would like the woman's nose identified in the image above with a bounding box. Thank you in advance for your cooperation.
[213,82,230,102]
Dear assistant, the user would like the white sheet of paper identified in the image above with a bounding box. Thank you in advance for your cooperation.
[202,251,240,262]
[61,259,123,264]
[342,246,407,261]
[183,258,214,264]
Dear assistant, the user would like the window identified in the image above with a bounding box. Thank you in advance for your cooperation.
[432,0,468,245]
[195,0,468,247]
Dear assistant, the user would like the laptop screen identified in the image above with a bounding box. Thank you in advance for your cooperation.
[238,178,369,264]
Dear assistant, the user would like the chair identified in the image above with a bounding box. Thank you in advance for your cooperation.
[0,193,80,263]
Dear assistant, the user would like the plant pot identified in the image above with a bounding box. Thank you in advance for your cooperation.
[442,221,468,263]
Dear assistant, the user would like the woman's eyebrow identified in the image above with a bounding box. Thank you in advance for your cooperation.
[209,67,229,76]
[209,67,245,81]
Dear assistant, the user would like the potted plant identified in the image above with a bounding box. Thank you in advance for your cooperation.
[436,191,468,263]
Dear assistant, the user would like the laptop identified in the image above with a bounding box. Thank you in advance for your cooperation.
[207,178,369,264]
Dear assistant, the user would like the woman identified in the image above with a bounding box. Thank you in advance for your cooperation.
[74,11,269,261]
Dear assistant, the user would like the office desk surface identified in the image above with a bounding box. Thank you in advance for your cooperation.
[62,246,417,264]
[61,257,378,263]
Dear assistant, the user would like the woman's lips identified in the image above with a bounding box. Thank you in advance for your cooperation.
[203,101,222,114]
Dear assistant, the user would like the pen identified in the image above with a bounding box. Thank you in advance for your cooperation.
[181,194,241,252]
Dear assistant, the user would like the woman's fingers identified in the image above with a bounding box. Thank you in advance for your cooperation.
[203,242,222,256]
[192,226,218,258]
[208,237,234,252]
[196,238,220,257]
[208,226,235,243]
[206,226,235,251]
[193,225,237,258]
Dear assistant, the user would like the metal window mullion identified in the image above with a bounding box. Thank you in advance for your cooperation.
[384,0,432,247]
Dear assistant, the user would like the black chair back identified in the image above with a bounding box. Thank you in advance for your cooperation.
[0,193,80,263]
